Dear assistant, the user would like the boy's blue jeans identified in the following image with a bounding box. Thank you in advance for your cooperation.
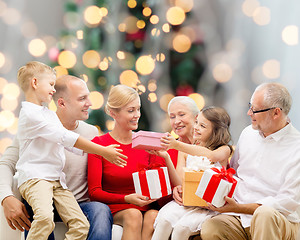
[24,201,113,240]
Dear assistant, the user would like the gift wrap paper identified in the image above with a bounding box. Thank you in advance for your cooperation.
[132,167,172,199]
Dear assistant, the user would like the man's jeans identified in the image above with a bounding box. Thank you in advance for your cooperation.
[25,201,113,240]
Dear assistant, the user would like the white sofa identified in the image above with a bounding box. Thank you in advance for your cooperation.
[0,176,123,240]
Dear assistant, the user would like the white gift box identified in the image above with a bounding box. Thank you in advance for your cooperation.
[195,167,238,208]
[132,167,172,199]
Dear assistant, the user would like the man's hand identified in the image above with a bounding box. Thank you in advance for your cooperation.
[206,196,260,215]
[2,196,31,231]
[173,185,183,205]
[124,193,155,207]
[103,144,128,167]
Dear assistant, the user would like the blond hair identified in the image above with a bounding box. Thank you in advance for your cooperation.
[17,61,56,92]
[105,85,139,114]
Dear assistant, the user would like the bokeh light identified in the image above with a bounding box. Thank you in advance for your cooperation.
[82,50,101,68]
[84,5,102,26]
[175,0,194,13]
[106,120,115,131]
[188,93,205,110]
[156,53,165,62]
[242,0,260,17]
[0,110,15,128]
[143,7,152,17]
[150,15,159,25]
[28,38,47,57]
[119,70,140,88]
[137,20,146,29]
[0,77,8,93]
[58,50,77,68]
[21,21,38,38]
[173,34,191,53]
[124,16,139,34]
[49,100,57,112]
[282,25,298,46]
[54,66,68,77]
[159,94,175,112]
[148,92,157,102]
[3,83,20,100]
[2,8,21,25]
[0,52,5,68]
[1,97,18,111]
[136,55,155,75]
[90,91,104,110]
[212,63,233,83]
[262,59,280,79]
[148,80,157,92]
[128,0,137,8]
[76,30,84,40]
[252,6,271,26]
[166,7,186,26]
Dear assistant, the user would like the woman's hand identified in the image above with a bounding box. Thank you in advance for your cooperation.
[173,185,183,205]
[161,133,178,150]
[125,193,155,207]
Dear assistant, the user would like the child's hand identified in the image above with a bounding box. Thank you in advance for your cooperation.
[160,133,177,150]
[103,144,127,167]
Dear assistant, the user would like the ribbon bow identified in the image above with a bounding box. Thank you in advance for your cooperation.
[137,162,164,171]
[210,166,236,183]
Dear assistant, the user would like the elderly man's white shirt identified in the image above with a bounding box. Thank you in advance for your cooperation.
[16,102,79,189]
[231,123,300,227]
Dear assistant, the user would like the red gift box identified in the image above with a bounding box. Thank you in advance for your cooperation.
[132,166,172,199]
[132,130,166,151]
[195,167,238,207]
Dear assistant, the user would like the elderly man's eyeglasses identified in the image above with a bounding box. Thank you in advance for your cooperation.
[248,103,281,114]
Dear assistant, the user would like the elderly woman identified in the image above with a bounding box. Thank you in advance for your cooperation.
[166,96,200,168]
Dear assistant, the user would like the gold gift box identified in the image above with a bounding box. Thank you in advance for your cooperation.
[182,169,207,207]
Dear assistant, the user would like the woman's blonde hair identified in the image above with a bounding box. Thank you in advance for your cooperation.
[17,61,56,92]
[201,106,232,151]
[105,84,139,115]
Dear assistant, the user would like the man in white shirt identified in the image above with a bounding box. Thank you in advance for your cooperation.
[0,74,113,240]
[200,82,300,240]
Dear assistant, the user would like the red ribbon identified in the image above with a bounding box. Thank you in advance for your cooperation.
[137,164,169,198]
[202,167,237,203]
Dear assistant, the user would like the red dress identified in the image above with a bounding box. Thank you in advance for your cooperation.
[88,133,164,215]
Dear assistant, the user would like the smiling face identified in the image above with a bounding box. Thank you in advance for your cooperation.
[168,102,196,143]
[113,97,141,131]
[193,112,213,145]
[63,79,92,121]
[248,90,274,135]
[35,73,56,105]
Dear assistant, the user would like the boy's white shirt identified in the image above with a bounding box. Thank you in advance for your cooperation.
[16,101,79,189]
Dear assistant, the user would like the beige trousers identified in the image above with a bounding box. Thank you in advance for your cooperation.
[200,205,299,240]
[19,179,89,240]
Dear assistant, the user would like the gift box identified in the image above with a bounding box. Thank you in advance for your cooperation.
[132,130,166,151]
[182,169,207,207]
[132,166,172,199]
[195,167,238,208]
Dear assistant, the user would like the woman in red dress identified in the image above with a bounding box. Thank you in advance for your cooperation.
[88,85,163,240]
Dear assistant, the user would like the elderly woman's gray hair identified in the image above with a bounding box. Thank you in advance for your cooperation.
[254,82,292,115]
[167,96,200,116]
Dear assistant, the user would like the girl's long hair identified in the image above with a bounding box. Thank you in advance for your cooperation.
[201,106,232,152]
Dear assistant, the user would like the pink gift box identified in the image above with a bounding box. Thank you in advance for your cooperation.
[132,131,166,151]
[132,167,172,199]
[195,167,238,208]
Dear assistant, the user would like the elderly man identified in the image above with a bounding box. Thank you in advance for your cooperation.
[200,82,300,239]
[0,75,113,240]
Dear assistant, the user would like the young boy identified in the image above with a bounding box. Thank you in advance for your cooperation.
[16,61,127,240]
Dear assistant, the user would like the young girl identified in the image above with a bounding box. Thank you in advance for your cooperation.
[151,106,233,240]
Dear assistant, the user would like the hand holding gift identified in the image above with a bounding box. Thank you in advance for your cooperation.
[195,166,239,208]
[132,163,172,200]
